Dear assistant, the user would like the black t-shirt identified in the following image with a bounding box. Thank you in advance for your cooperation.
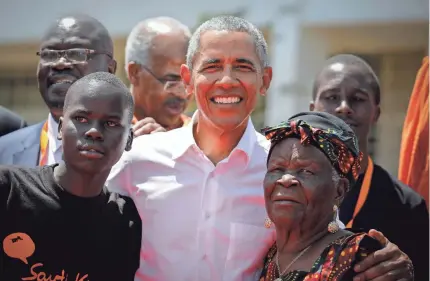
[340,163,429,281]
[0,164,142,281]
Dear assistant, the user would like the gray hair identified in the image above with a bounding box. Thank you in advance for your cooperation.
[125,17,191,66]
[186,15,269,70]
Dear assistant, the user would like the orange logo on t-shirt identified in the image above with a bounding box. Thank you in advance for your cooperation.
[3,232,35,264]
[3,232,89,281]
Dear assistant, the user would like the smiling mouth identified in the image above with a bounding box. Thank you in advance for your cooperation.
[49,77,75,87]
[210,97,243,104]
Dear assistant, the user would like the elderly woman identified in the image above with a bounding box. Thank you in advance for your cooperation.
[260,112,382,281]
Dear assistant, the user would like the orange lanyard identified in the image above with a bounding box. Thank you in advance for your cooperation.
[38,120,49,166]
[346,157,374,228]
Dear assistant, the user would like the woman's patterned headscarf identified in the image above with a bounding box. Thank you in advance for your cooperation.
[262,111,363,185]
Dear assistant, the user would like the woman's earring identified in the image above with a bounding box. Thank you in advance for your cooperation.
[328,205,340,233]
[264,217,272,229]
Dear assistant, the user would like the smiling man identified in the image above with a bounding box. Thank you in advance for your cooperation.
[0,72,141,281]
[107,17,415,281]
[0,14,116,166]
[310,54,429,281]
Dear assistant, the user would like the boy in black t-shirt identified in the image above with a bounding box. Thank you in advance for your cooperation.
[0,72,142,281]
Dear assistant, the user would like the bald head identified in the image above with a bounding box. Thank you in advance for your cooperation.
[313,54,380,105]
[125,16,191,66]
[42,14,113,55]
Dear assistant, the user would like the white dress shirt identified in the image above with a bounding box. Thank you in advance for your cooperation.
[106,111,345,281]
[46,114,63,165]
[107,112,276,281]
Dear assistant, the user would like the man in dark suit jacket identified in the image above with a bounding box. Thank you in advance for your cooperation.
[0,106,27,137]
[0,14,117,166]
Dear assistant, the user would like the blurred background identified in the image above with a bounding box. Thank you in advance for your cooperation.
[0,0,428,175]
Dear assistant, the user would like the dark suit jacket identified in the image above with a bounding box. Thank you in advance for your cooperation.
[0,121,45,167]
[0,106,27,137]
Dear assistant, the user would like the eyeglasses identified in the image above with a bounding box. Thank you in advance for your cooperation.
[36,48,112,64]
[140,65,183,90]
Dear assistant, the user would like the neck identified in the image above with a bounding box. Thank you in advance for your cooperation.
[53,162,109,197]
[275,223,329,255]
[194,112,248,165]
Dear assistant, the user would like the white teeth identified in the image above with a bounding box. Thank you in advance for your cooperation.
[213,97,241,104]
[55,78,73,83]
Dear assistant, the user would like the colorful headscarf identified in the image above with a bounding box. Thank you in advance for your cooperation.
[262,112,363,186]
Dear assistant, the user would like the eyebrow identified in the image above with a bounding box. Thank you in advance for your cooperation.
[235,58,255,67]
[202,58,221,65]
[71,109,122,119]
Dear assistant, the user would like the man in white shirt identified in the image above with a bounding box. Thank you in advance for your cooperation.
[107,16,414,281]
[0,14,116,166]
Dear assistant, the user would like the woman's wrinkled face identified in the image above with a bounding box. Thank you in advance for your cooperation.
[264,138,339,230]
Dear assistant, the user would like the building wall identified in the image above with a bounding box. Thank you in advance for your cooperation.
[266,22,427,175]
[0,0,427,43]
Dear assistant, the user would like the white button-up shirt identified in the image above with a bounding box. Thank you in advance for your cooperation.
[107,112,276,281]
[47,114,63,165]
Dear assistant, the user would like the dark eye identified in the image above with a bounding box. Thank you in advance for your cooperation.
[299,169,314,175]
[106,121,119,127]
[75,116,87,123]
[235,65,254,71]
[203,65,221,72]
[352,96,365,102]
[325,95,338,100]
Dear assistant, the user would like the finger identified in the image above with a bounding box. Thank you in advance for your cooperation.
[367,268,410,281]
[132,118,157,132]
[355,260,396,280]
[133,124,163,137]
[354,243,399,272]
[368,229,388,246]
[150,127,167,134]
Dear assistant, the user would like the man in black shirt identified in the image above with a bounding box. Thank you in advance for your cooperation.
[0,72,141,281]
[310,54,429,281]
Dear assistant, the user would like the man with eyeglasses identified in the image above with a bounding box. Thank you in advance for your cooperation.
[0,14,116,167]
[125,17,192,136]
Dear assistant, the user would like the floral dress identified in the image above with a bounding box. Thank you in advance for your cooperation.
[260,233,382,281]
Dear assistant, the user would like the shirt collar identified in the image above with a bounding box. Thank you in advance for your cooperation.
[47,113,62,152]
[171,110,257,166]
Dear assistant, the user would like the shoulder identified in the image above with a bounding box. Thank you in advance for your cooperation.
[373,164,427,209]
[0,165,44,198]
[0,107,27,136]
[0,164,42,181]
[0,122,44,147]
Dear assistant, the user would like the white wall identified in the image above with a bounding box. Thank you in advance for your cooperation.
[0,0,427,43]
[302,0,428,26]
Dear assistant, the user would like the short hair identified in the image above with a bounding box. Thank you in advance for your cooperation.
[65,72,134,122]
[312,54,381,105]
[125,17,191,66]
[186,15,269,70]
